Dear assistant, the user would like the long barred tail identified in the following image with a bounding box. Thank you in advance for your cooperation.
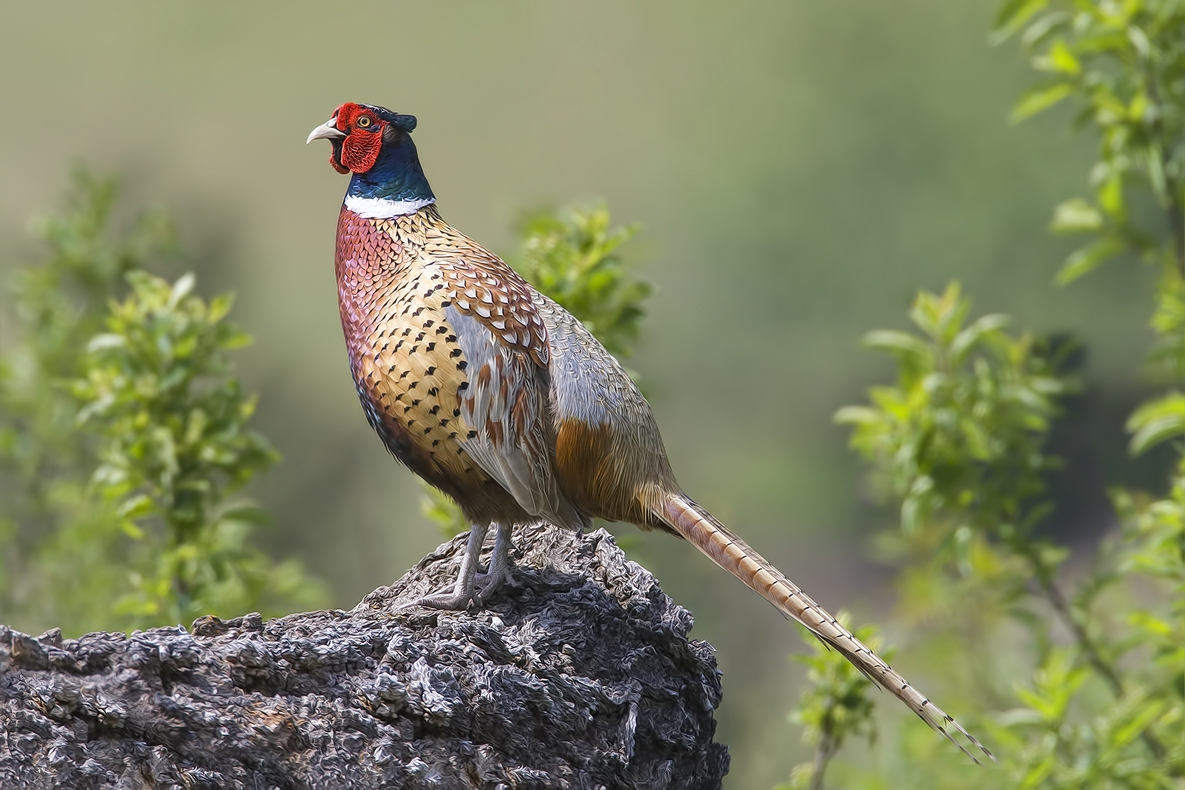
[657,491,995,764]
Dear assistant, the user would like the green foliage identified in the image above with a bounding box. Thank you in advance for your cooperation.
[998,18,1185,780]
[0,170,173,632]
[779,615,883,790]
[836,284,1068,556]
[810,283,1183,788]
[72,272,326,625]
[514,205,648,358]
[421,206,650,537]
[0,173,327,634]
[778,4,1185,780]
[420,485,469,538]
[998,0,1185,284]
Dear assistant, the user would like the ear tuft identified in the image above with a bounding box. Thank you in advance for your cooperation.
[392,114,417,133]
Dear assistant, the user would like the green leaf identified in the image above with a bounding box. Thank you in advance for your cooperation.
[86,333,126,352]
[118,520,145,540]
[992,0,1050,41]
[1127,393,1185,455]
[1096,174,1125,221]
[116,493,154,520]
[208,293,234,324]
[1126,25,1151,59]
[950,314,1011,361]
[833,405,880,426]
[1128,89,1148,122]
[1055,236,1124,285]
[1019,9,1068,48]
[1012,82,1074,122]
[863,330,932,365]
[1127,611,1172,638]
[420,481,469,537]
[1035,40,1081,75]
[167,272,195,308]
[1050,198,1103,233]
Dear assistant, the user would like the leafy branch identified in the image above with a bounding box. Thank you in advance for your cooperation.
[0,173,327,633]
[999,0,1185,281]
[72,272,327,625]
[833,283,1178,784]
[778,615,883,790]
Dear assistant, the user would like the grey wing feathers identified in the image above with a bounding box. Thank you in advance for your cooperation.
[447,307,587,531]
[534,294,674,482]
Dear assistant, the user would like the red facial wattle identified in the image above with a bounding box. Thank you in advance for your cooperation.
[328,140,350,175]
[333,103,387,174]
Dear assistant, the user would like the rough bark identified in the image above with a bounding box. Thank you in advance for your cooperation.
[0,525,729,789]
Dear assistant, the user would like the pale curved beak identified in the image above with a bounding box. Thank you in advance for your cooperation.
[307,117,346,145]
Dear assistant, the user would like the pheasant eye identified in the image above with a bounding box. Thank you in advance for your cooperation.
[357,116,372,128]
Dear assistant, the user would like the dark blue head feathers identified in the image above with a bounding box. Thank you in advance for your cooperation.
[363,104,418,134]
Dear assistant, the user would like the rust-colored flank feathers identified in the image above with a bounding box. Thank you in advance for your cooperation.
[313,102,995,764]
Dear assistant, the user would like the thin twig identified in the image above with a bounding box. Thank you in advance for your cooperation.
[1023,549,1168,761]
[809,727,839,790]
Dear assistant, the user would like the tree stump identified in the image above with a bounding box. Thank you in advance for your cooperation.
[0,525,729,788]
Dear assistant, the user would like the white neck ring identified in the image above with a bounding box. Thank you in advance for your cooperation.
[344,195,435,219]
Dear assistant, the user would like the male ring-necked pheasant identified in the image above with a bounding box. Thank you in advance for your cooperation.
[308,102,992,762]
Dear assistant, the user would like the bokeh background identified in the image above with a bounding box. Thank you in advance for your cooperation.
[0,2,1158,786]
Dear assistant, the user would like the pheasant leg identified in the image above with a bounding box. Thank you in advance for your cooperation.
[474,522,516,604]
[419,523,488,610]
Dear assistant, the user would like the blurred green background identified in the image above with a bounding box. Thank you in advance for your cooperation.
[0,2,1155,786]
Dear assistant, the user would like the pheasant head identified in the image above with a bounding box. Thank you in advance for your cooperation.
[307,102,435,217]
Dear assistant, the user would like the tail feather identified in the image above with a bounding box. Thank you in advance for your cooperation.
[658,491,995,764]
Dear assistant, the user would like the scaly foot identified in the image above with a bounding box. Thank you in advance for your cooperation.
[418,523,487,610]
[473,522,517,604]
[417,522,518,609]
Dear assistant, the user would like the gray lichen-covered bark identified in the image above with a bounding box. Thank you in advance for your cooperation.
[0,525,729,789]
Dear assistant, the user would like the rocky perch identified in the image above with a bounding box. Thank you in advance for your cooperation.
[0,524,729,788]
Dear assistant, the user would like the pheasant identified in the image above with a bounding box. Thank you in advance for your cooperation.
[307,102,993,763]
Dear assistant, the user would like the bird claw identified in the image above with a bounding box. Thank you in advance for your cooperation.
[416,523,517,610]
[473,565,518,605]
[417,567,516,610]
[417,589,477,611]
